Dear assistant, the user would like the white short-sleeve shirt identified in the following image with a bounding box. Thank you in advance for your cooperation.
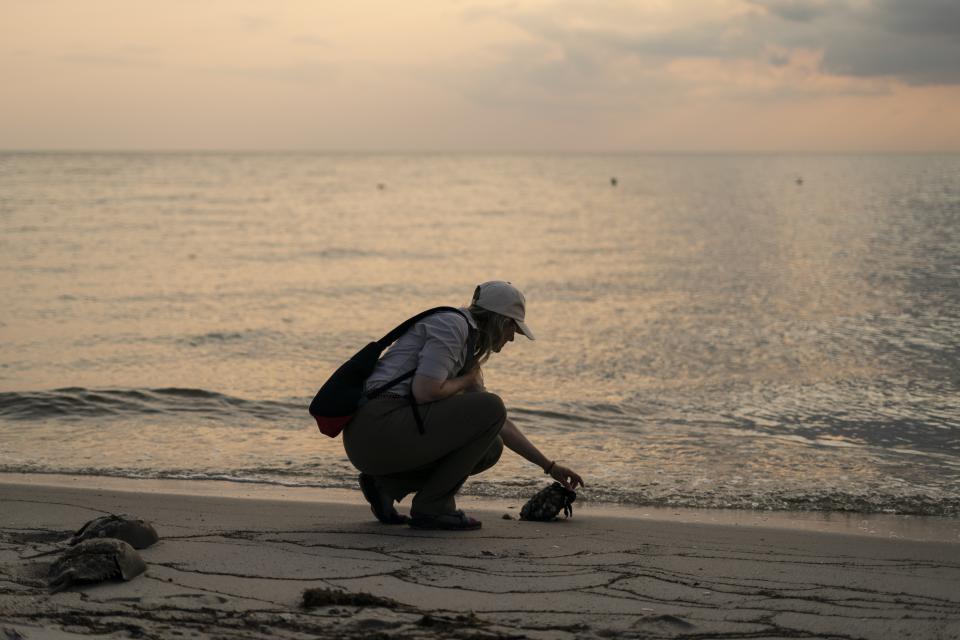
[363,308,477,397]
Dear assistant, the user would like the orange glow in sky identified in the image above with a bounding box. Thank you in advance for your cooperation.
[2,0,959,151]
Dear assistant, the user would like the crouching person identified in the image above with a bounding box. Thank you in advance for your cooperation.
[344,281,583,530]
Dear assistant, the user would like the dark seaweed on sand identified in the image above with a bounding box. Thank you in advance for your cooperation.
[301,587,399,609]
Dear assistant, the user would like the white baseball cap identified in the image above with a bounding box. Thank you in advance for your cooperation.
[472,281,535,340]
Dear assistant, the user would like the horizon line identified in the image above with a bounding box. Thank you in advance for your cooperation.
[2,148,959,156]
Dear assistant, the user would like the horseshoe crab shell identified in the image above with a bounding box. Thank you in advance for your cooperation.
[70,514,159,549]
[48,538,146,593]
[519,482,576,521]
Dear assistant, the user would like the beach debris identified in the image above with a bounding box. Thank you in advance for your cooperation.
[417,612,486,632]
[70,514,159,549]
[48,538,146,592]
[520,482,576,521]
[302,587,399,610]
[502,513,514,520]
[2,627,27,640]
[631,613,695,630]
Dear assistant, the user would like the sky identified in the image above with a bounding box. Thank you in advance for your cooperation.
[2,0,959,152]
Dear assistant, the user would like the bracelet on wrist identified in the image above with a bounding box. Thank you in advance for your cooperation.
[544,460,556,475]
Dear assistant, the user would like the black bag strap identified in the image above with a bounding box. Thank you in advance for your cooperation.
[367,306,477,435]
[376,306,466,348]
[366,306,476,397]
[366,368,418,398]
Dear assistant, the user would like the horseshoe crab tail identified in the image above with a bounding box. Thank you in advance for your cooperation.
[48,569,76,593]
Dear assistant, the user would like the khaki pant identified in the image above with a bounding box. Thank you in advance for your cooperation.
[343,391,506,516]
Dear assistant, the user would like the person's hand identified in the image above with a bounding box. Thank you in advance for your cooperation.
[463,365,485,392]
[549,463,584,490]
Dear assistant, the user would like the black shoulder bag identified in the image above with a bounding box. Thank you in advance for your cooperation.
[309,307,476,437]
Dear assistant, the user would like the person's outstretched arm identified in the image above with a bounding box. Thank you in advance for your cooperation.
[500,417,584,490]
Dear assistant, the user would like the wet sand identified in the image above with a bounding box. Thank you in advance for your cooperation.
[2,479,959,639]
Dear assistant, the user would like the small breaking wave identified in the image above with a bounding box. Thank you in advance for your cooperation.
[2,463,957,517]
[0,387,303,422]
[563,485,960,518]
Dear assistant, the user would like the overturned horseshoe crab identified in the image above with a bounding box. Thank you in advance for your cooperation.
[48,538,146,593]
[70,514,159,549]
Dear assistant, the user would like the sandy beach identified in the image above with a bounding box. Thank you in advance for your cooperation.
[1,477,959,640]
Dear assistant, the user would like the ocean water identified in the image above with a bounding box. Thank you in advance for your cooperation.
[1,152,958,516]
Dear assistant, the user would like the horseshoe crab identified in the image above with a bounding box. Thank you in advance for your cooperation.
[70,514,159,549]
[519,482,576,521]
[48,538,146,592]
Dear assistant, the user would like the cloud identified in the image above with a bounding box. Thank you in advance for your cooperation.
[753,0,960,84]
[872,0,960,37]
[58,45,162,68]
[748,0,837,22]
[450,3,839,114]
[461,0,960,109]
[819,28,960,84]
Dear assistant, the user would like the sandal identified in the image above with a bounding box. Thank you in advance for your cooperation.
[409,510,482,531]
[359,474,409,525]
